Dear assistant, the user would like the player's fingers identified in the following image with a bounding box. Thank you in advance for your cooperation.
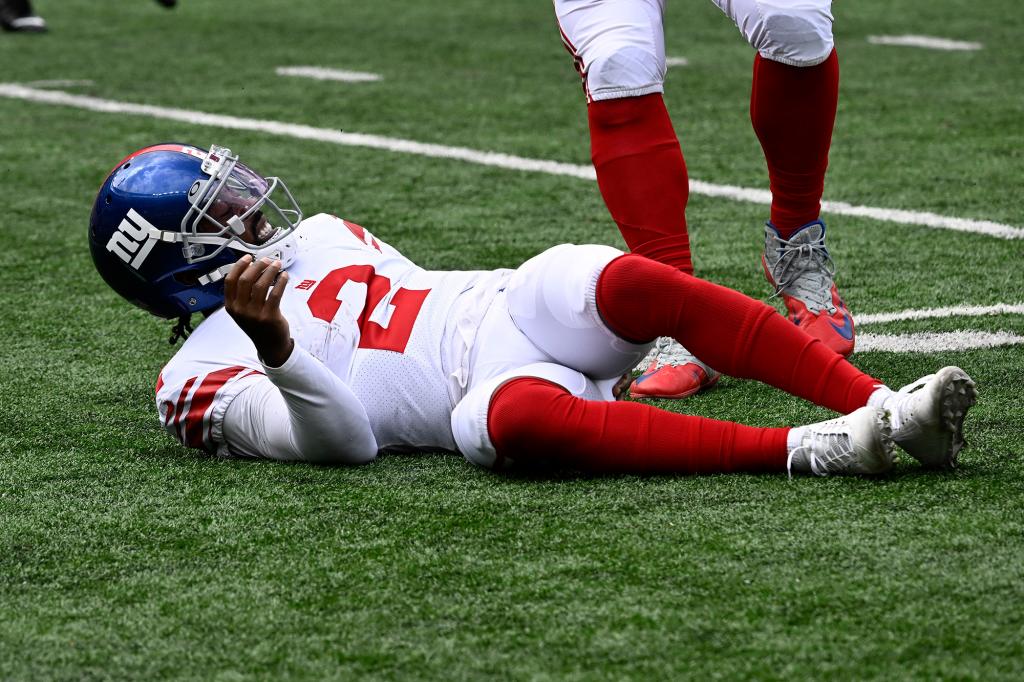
[266,268,288,310]
[223,254,252,303]
[234,256,267,304]
[251,259,281,303]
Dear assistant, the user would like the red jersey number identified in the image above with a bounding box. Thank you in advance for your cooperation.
[306,265,430,353]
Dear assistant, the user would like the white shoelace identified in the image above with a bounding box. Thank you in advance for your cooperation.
[789,430,852,477]
[639,337,718,373]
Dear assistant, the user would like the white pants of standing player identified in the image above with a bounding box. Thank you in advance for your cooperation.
[553,0,834,101]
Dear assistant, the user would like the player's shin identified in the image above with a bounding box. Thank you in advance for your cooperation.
[751,50,839,235]
[487,378,788,474]
[596,254,879,414]
[588,94,693,274]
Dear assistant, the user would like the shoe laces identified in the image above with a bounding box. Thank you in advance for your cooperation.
[766,228,838,314]
[790,429,852,477]
[648,337,716,372]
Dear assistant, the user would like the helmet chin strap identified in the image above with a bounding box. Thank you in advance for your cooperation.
[192,230,302,286]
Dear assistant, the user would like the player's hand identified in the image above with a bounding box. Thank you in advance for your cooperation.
[224,255,294,367]
[612,373,631,400]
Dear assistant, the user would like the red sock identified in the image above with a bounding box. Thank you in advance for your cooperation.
[596,254,879,414]
[750,50,839,237]
[588,94,693,274]
[488,378,789,474]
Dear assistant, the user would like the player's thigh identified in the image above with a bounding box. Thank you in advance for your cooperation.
[710,0,834,66]
[505,244,653,380]
[452,362,612,470]
[554,0,667,100]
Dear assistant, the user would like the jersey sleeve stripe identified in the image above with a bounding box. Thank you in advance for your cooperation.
[182,365,255,449]
[170,376,198,441]
[203,368,265,448]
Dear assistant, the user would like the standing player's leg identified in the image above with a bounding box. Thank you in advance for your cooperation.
[554,0,721,400]
[712,0,854,356]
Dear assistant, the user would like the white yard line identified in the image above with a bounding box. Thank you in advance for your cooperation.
[1,83,1022,239]
[275,66,382,83]
[24,79,94,88]
[665,56,689,67]
[856,330,1024,353]
[856,302,1024,326]
[867,35,982,51]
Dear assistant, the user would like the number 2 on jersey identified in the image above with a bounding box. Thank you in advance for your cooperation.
[306,265,430,353]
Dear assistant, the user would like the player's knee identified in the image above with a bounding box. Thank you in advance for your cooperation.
[452,366,595,471]
[586,43,665,100]
[748,1,834,67]
[453,377,561,471]
[487,378,571,464]
[595,254,686,344]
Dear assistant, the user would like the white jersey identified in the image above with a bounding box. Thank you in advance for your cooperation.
[155,213,510,455]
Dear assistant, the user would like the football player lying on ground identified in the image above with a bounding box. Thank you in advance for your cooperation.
[90,144,977,476]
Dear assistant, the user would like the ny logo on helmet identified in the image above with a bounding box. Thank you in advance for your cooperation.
[106,209,159,270]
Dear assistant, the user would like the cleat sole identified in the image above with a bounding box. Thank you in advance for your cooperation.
[935,368,977,468]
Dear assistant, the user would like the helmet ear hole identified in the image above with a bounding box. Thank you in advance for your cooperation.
[122,163,131,169]
[173,270,202,286]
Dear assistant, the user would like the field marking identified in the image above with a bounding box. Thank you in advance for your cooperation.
[665,56,689,67]
[856,302,1024,326]
[275,66,382,83]
[1,82,1022,240]
[25,79,95,88]
[867,35,982,51]
[856,330,1024,353]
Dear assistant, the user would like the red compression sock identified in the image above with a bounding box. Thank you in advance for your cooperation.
[488,378,789,473]
[588,94,693,273]
[596,254,879,414]
[750,50,839,237]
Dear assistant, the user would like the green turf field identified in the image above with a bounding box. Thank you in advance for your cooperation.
[2,0,1023,678]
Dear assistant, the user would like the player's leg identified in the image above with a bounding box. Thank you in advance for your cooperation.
[554,0,719,398]
[555,0,689,269]
[455,245,968,473]
[485,377,893,476]
[496,243,879,474]
[452,358,892,476]
[504,243,866,409]
[711,0,854,356]
[595,253,977,467]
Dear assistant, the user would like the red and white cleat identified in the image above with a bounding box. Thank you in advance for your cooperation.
[629,338,721,399]
[762,219,855,357]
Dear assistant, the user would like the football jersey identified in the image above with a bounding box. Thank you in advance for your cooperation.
[155,213,511,455]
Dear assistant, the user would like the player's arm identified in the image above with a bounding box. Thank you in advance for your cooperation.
[221,255,377,464]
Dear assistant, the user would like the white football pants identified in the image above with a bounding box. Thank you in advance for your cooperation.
[451,244,654,469]
[554,0,834,101]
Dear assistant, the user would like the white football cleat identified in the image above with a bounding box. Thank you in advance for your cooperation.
[887,367,977,468]
[788,406,895,476]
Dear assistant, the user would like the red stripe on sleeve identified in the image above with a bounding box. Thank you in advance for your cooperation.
[183,366,250,448]
[171,376,198,441]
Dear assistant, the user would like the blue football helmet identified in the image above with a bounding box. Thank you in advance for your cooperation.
[89,143,303,322]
